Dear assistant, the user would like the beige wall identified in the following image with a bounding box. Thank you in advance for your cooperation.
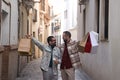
[69,27,78,41]
[32,1,43,58]
[19,5,28,39]
[8,49,18,80]
[0,52,2,80]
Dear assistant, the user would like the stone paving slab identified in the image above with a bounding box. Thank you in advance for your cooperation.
[16,58,92,80]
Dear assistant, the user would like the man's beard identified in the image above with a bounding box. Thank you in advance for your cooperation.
[51,44,56,49]
[64,39,67,43]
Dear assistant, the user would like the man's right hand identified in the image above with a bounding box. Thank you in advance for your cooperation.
[53,59,59,64]
[25,34,32,39]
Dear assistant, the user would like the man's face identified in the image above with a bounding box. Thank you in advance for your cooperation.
[50,37,56,47]
[62,33,68,43]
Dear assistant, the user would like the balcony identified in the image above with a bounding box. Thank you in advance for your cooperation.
[22,0,34,8]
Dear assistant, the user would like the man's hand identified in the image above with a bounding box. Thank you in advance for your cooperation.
[53,59,59,64]
[25,34,32,39]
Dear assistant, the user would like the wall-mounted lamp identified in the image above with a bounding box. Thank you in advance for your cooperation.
[79,0,88,13]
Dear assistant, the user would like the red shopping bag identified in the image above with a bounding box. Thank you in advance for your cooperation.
[84,33,92,53]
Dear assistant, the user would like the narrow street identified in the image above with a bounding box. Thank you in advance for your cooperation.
[16,58,92,80]
[1,0,120,80]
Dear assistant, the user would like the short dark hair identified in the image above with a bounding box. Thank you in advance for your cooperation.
[47,36,54,43]
[63,31,71,38]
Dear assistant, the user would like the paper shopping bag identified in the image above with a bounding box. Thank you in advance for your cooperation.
[84,33,92,53]
[18,38,31,53]
[78,32,89,53]
[90,31,98,47]
[90,31,99,54]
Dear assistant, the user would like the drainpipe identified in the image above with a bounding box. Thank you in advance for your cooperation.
[3,0,11,45]
[18,0,20,40]
[0,0,1,28]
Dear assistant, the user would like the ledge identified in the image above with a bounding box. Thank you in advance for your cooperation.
[0,45,4,53]
[10,45,18,51]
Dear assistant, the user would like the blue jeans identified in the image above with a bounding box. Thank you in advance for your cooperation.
[42,67,58,80]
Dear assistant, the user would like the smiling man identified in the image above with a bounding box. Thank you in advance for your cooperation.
[30,35,61,80]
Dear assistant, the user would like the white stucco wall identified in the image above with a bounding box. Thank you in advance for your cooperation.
[65,0,77,30]
[109,0,120,80]
[4,0,10,3]
[1,0,18,45]
[10,0,18,45]
[77,0,113,80]
[1,1,10,45]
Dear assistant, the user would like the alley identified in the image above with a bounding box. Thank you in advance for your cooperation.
[2,0,120,80]
[16,58,92,80]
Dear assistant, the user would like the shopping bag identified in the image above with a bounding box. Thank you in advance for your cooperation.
[18,38,31,53]
[90,31,99,54]
[90,31,98,47]
[84,33,92,53]
[78,32,89,53]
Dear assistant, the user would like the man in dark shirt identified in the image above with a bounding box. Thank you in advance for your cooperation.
[60,31,81,80]
[30,35,61,80]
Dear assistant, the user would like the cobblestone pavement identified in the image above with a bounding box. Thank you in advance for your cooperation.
[16,58,92,80]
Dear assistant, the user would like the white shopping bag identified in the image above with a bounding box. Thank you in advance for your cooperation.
[90,31,99,54]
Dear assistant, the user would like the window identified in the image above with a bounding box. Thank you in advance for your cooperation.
[33,32,35,37]
[83,9,86,36]
[51,23,54,34]
[100,0,109,41]
[97,0,100,33]
[40,18,42,25]
[33,9,37,22]
[48,6,50,16]
[104,0,109,40]
[41,0,45,11]
[27,19,29,34]
[0,0,1,43]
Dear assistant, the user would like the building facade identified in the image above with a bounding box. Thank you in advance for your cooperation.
[77,0,120,80]
[0,0,19,80]
[32,0,51,58]
[49,0,78,44]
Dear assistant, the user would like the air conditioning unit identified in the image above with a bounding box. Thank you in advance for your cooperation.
[79,0,87,5]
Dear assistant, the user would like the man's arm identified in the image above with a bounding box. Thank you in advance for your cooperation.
[57,47,61,64]
[53,47,61,64]
[76,41,81,52]
[32,37,51,52]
